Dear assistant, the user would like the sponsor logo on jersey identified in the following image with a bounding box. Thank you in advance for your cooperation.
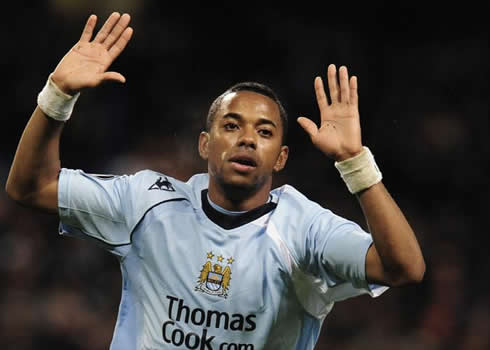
[195,251,234,298]
[148,176,176,192]
[162,295,257,348]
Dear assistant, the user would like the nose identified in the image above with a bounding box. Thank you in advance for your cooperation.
[237,126,257,149]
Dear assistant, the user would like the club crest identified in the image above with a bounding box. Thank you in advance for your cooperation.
[195,251,234,298]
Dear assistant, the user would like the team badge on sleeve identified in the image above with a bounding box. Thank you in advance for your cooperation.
[195,251,233,298]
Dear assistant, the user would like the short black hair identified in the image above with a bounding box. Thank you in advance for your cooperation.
[206,82,288,144]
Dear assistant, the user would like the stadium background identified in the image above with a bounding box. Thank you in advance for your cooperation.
[0,1,487,349]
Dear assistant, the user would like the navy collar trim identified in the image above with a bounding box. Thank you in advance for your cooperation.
[201,189,276,230]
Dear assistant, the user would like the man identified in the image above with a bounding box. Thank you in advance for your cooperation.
[6,12,425,350]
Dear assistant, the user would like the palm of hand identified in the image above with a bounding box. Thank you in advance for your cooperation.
[314,97,361,160]
[298,65,363,161]
[51,13,133,95]
[55,42,114,91]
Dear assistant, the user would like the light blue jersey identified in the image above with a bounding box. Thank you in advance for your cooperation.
[58,168,388,350]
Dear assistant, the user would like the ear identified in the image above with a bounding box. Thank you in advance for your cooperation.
[273,145,289,172]
[198,131,210,160]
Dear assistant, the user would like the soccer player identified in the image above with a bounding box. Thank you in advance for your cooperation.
[6,12,425,350]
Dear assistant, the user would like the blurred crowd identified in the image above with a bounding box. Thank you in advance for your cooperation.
[0,1,487,349]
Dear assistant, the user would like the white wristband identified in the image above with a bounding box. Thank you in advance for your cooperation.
[37,74,80,122]
[334,146,383,194]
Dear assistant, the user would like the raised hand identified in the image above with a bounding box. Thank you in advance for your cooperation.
[51,12,133,95]
[297,64,363,161]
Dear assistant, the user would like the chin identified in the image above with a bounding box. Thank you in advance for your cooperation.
[218,173,268,197]
[223,176,257,191]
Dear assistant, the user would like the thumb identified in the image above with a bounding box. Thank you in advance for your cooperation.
[297,117,318,139]
[101,71,126,84]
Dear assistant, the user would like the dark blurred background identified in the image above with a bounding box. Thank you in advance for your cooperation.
[0,1,488,349]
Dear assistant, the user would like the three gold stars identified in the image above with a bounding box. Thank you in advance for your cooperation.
[206,252,234,265]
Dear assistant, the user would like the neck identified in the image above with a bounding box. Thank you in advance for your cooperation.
[207,178,272,212]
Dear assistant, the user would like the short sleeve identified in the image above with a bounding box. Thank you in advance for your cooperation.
[58,168,132,246]
[307,211,388,299]
[269,185,388,319]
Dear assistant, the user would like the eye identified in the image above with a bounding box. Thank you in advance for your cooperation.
[224,122,239,131]
[258,129,273,137]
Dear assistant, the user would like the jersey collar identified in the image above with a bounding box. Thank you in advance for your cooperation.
[201,189,276,230]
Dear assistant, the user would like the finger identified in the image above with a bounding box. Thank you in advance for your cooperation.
[102,13,131,49]
[327,64,339,103]
[314,76,329,117]
[297,117,318,139]
[93,12,121,43]
[101,71,126,84]
[80,14,97,42]
[350,76,358,106]
[339,66,350,104]
[108,27,134,59]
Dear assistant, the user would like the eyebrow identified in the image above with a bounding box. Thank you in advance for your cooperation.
[222,112,277,128]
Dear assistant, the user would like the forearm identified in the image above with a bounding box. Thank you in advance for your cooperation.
[6,13,133,214]
[301,65,425,286]
[5,106,64,212]
[358,182,425,286]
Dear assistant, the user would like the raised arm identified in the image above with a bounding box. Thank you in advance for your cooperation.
[5,12,133,213]
[297,64,425,287]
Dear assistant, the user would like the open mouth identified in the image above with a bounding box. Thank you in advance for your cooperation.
[229,155,257,171]
[231,158,256,167]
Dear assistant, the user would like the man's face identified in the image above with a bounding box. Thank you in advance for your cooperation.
[199,91,289,193]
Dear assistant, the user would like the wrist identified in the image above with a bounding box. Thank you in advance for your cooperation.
[335,148,364,162]
[51,73,77,96]
[334,146,382,194]
[37,73,80,122]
